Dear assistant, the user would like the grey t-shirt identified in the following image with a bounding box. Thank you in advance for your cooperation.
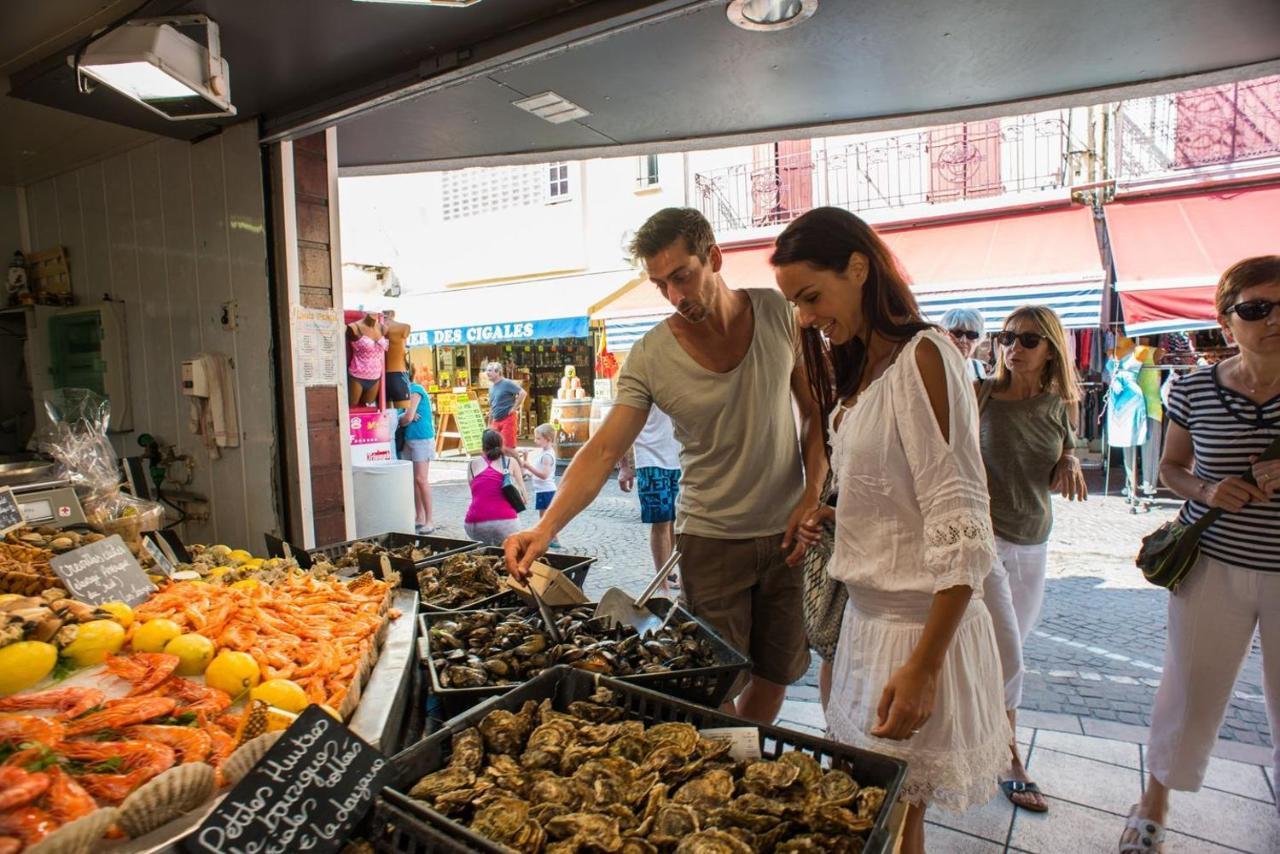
[615,289,805,538]
[979,391,1073,545]
[487,378,522,421]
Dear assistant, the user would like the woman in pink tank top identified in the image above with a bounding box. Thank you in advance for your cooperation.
[464,430,527,544]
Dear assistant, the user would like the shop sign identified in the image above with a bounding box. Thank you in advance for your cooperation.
[456,400,487,454]
[408,316,589,347]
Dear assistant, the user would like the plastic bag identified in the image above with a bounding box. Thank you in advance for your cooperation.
[41,388,165,543]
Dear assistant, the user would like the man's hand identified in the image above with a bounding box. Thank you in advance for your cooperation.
[781,497,821,567]
[618,465,635,493]
[503,527,553,580]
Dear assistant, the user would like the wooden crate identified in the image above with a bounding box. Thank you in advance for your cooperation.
[28,247,72,297]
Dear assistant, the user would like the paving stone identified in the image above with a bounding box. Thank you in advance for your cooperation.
[1007,796,1130,853]
[1081,718,1151,745]
[921,824,1006,852]
[1165,783,1280,852]
[1023,748,1141,815]
[1034,730,1142,770]
[1018,711,1083,735]
[1195,755,1274,803]
[927,788,1014,843]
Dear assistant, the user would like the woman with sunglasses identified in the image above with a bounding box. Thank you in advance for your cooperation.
[775,208,1007,854]
[941,308,989,381]
[975,306,1086,813]
[1121,256,1280,854]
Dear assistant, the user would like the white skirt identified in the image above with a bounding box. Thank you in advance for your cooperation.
[826,587,1009,813]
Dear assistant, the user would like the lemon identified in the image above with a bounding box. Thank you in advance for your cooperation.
[60,620,126,667]
[207,544,232,560]
[317,704,343,721]
[132,618,183,653]
[264,707,299,732]
[242,558,264,571]
[0,641,58,695]
[205,650,260,698]
[164,633,215,676]
[208,567,231,579]
[251,679,309,713]
[228,549,253,565]
[230,578,260,592]
[99,601,134,629]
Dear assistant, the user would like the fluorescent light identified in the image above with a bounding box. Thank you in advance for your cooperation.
[80,61,201,100]
[512,91,590,124]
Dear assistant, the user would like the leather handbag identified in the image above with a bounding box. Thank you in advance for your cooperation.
[501,456,526,513]
[1137,433,1280,590]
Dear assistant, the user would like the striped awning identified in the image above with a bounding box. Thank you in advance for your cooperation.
[912,275,1108,331]
[602,312,673,352]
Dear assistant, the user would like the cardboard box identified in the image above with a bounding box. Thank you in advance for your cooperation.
[504,560,588,607]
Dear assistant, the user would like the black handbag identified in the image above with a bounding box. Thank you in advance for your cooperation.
[1137,433,1280,590]
[501,456,526,513]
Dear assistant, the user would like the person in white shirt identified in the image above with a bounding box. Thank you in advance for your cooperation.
[619,406,682,589]
[521,423,561,548]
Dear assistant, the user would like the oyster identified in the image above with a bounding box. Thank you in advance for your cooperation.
[418,553,506,609]
[449,726,486,772]
[808,804,875,835]
[776,834,864,852]
[408,767,475,800]
[473,797,541,851]
[777,751,823,790]
[649,805,701,845]
[479,702,537,755]
[674,829,752,853]
[814,768,859,807]
[855,785,887,819]
[743,760,800,791]
[545,812,624,851]
[644,722,699,758]
[673,769,734,807]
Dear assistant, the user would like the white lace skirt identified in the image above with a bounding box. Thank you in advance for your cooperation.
[826,587,1009,813]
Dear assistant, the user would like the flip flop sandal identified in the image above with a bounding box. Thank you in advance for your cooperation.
[1000,779,1049,812]
[1119,805,1166,853]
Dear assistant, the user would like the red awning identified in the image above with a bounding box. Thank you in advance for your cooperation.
[1108,183,1280,335]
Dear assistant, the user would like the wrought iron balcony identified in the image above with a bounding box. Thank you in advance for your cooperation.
[693,113,1082,233]
[1115,75,1280,181]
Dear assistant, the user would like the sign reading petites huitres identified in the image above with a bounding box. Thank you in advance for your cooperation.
[50,534,156,606]
[184,705,391,854]
[0,487,23,536]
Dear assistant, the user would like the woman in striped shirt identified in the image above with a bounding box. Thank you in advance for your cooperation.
[1121,256,1280,854]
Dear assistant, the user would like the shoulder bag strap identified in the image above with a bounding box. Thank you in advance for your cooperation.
[1186,430,1280,534]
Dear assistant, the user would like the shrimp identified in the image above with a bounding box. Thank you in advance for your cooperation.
[60,740,175,805]
[103,652,180,696]
[43,767,98,824]
[123,725,212,764]
[63,697,177,736]
[0,687,105,720]
[0,715,62,748]
[161,678,231,714]
[76,768,158,806]
[0,768,50,811]
[0,806,57,846]
[0,837,20,854]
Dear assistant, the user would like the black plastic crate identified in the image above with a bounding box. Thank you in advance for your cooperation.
[418,599,749,719]
[373,667,906,854]
[308,532,480,590]
[416,547,595,614]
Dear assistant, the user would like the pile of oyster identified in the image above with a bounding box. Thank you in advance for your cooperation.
[429,607,721,689]
[407,687,884,853]
[327,538,437,571]
[418,553,507,610]
[7,526,104,553]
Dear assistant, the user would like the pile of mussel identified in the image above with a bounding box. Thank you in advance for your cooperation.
[406,686,885,852]
[418,553,507,610]
[429,607,720,689]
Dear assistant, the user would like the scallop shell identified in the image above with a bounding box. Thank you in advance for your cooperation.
[25,807,119,854]
[221,730,284,787]
[118,763,216,838]
[235,699,271,746]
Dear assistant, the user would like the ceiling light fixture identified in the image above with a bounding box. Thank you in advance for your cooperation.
[512,91,590,124]
[72,15,234,120]
[726,0,818,32]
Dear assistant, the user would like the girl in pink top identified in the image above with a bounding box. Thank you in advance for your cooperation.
[348,315,388,406]
[464,430,527,544]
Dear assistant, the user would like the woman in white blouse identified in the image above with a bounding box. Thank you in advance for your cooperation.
[774,207,1008,854]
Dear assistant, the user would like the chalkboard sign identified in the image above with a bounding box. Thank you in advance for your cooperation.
[142,534,176,577]
[50,534,156,606]
[0,486,23,536]
[183,705,391,854]
[264,533,313,569]
[456,399,487,454]
[156,528,192,563]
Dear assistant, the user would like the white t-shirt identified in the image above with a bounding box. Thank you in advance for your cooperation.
[634,406,681,470]
[527,448,557,493]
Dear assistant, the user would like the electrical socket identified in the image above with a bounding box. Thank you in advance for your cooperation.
[220,300,238,330]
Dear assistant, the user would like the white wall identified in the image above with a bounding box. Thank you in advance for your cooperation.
[21,121,281,551]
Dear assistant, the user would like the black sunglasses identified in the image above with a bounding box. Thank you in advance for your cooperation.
[996,331,1046,349]
[1226,299,1279,322]
[948,328,981,341]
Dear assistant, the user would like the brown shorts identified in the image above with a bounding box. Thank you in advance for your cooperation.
[677,532,811,691]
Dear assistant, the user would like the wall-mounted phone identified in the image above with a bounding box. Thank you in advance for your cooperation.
[181,359,209,397]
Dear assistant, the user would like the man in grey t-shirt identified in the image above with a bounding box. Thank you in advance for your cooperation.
[484,362,526,452]
[505,208,828,724]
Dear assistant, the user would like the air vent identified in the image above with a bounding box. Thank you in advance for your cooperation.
[512,91,590,124]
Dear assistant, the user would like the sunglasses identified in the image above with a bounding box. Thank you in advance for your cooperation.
[1226,299,1279,322]
[996,331,1046,349]
[948,328,981,341]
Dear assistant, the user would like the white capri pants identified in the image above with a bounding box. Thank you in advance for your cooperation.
[1147,553,1280,793]
[982,537,1049,710]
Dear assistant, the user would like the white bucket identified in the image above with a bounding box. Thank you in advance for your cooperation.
[352,460,415,537]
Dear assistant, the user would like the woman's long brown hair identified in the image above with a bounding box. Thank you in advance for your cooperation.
[770,207,931,443]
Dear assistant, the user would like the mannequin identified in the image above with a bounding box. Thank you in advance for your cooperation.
[347,313,388,406]
[383,309,413,411]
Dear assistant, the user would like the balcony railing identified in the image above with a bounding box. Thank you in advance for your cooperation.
[693,114,1079,233]
[1115,75,1280,181]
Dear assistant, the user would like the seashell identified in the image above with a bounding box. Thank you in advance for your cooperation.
[235,699,270,746]
[26,807,119,854]
[118,763,215,838]
[222,730,284,787]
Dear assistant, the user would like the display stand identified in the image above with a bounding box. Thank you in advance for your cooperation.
[434,392,485,457]
[434,392,464,457]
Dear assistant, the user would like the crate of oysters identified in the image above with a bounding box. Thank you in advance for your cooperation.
[420,598,749,717]
[375,666,907,854]
[0,527,107,594]
[308,531,481,586]
[416,547,596,614]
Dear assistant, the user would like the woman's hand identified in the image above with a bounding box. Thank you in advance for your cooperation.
[793,506,835,549]
[1049,455,1087,501]
[1252,457,1280,500]
[869,662,938,741]
[782,498,823,566]
[1206,475,1269,511]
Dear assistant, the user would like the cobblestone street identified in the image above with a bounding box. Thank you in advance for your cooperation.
[424,460,1271,748]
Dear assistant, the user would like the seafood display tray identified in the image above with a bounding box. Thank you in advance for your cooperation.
[373,666,907,854]
[418,599,749,719]
[312,531,482,585]
[417,547,596,614]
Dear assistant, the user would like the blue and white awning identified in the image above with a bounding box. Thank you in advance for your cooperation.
[603,312,673,352]
[913,275,1108,332]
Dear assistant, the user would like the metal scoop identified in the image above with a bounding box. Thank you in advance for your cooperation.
[593,549,681,635]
